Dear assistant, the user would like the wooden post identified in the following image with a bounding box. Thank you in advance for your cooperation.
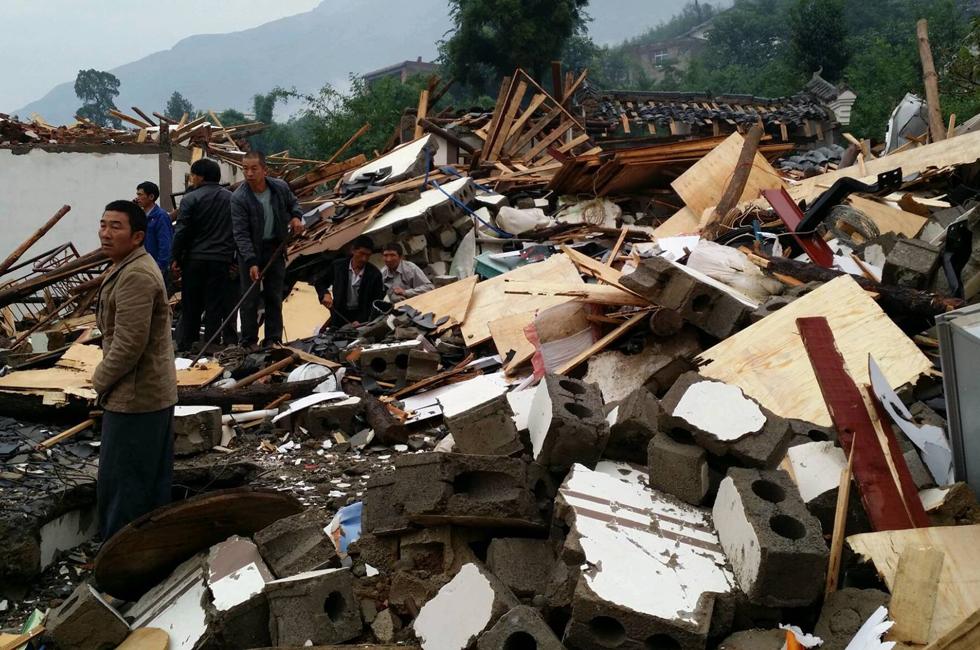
[37,418,97,450]
[229,354,297,390]
[0,205,71,277]
[917,19,946,142]
[413,89,429,140]
[551,60,563,100]
[702,123,764,237]
[324,122,371,165]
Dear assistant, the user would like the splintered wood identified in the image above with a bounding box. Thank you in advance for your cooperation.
[697,275,933,426]
[399,274,479,331]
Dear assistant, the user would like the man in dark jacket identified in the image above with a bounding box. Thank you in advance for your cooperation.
[171,159,236,352]
[316,235,385,327]
[231,151,305,347]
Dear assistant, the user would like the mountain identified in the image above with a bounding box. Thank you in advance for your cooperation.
[15,0,693,124]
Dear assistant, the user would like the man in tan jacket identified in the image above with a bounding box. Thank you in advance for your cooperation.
[94,200,178,539]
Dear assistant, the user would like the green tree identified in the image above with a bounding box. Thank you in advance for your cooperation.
[165,91,194,120]
[439,0,590,93]
[215,108,248,126]
[74,69,121,128]
[789,0,848,82]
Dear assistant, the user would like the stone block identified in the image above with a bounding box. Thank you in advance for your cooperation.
[712,468,828,607]
[718,629,785,649]
[406,349,441,382]
[477,605,566,650]
[398,525,481,575]
[371,608,403,644]
[363,453,552,536]
[486,537,556,597]
[647,432,709,506]
[173,405,222,456]
[528,374,609,471]
[304,398,364,437]
[814,588,890,650]
[604,388,662,463]
[359,341,421,382]
[445,393,524,457]
[47,583,130,650]
[389,570,445,617]
[266,567,362,646]
[254,508,340,578]
[413,562,520,650]
[883,238,941,289]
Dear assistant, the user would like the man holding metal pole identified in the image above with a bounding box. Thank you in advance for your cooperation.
[231,151,305,348]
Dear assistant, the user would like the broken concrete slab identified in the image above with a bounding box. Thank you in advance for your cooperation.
[127,553,209,650]
[398,525,481,575]
[604,387,662,464]
[718,628,785,649]
[528,374,609,471]
[173,405,222,456]
[359,341,422,382]
[265,567,362,646]
[712,468,828,607]
[406,349,441,382]
[46,583,130,650]
[584,328,701,401]
[413,562,519,650]
[783,441,848,532]
[486,537,556,597]
[254,508,340,578]
[204,536,276,649]
[476,605,566,650]
[371,608,403,644]
[444,392,524,457]
[813,588,890,650]
[647,431,709,506]
[303,398,363,437]
[557,464,735,649]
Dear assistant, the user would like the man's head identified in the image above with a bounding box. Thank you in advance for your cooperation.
[189,158,221,188]
[350,235,374,270]
[242,151,268,190]
[382,242,403,271]
[135,181,160,212]
[100,200,147,263]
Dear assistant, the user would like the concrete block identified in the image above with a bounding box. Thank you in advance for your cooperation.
[363,453,552,536]
[718,629,785,649]
[205,536,276,649]
[413,562,520,650]
[604,388,662,463]
[647,432,709,506]
[389,570,445,617]
[558,464,735,649]
[712,468,828,607]
[173,405,222,456]
[477,605,566,650]
[254,508,340,578]
[398,525,481,575]
[304,398,364,436]
[787,418,837,447]
[528,374,609,471]
[814,588,890,650]
[348,532,399,572]
[266,567,362,646]
[486,537,556,597]
[47,583,130,650]
[371,608,403,643]
[406,349,441,382]
[883,238,941,289]
[445,392,524,457]
[584,328,701,401]
[359,341,421,382]
[128,554,209,650]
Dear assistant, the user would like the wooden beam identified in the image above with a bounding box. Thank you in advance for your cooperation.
[917,19,946,142]
[924,608,980,650]
[826,444,855,596]
[109,109,152,129]
[414,89,429,140]
[704,123,764,234]
[325,122,371,165]
[0,205,71,277]
[37,418,97,450]
[130,106,156,125]
[889,546,945,645]
[555,313,646,375]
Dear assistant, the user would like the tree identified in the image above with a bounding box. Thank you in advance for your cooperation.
[74,69,121,128]
[439,0,590,93]
[789,0,848,82]
[165,91,194,120]
[215,108,248,126]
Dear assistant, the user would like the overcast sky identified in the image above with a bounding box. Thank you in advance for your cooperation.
[0,0,321,110]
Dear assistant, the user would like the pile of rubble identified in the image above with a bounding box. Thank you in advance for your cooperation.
[4,62,980,650]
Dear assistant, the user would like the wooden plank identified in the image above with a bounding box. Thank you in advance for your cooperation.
[176,362,224,388]
[653,207,701,238]
[399,275,478,330]
[925,608,980,650]
[889,546,945,645]
[489,310,538,370]
[414,89,429,140]
[277,282,329,342]
[487,81,527,161]
[559,244,648,301]
[523,120,574,161]
[116,627,169,650]
[826,445,855,596]
[697,275,933,427]
[849,525,980,646]
[460,255,584,346]
[502,93,548,148]
[846,195,927,238]
[480,76,514,162]
[671,131,786,218]
[503,281,647,306]
[555,313,647,376]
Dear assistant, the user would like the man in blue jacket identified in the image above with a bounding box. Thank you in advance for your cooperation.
[231,151,305,347]
[135,181,173,284]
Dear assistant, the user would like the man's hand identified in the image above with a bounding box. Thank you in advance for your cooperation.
[249,265,260,282]
[392,287,406,296]
[321,292,333,309]
[289,218,305,236]
[170,260,180,274]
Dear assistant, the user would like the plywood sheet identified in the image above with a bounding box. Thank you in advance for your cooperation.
[697,275,932,426]
[846,195,928,239]
[176,362,223,388]
[278,282,329,343]
[848,524,980,645]
[400,274,478,329]
[461,254,584,346]
[654,207,701,238]
[0,343,102,397]
[489,310,538,370]
[671,131,786,218]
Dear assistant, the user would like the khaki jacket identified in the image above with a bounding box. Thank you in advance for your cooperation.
[93,247,178,413]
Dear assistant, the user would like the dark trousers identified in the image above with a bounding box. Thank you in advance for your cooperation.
[97,406,174,540]
[221,264,240,345]
[177,259,230,351]
[239,241,286,345]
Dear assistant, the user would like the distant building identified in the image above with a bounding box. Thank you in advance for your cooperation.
[804,69,857,127]
[626,19,714,83]
[362,57,440,85]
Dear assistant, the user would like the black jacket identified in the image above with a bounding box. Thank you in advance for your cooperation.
[231,177,304,268]
[171,183,235,265]
[316,258,385,325]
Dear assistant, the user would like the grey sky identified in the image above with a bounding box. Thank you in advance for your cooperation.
[0,0,320,111]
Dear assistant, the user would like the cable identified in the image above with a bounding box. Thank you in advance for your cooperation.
[423,149,513,238]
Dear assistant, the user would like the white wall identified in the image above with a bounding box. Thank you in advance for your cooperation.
[0,148,163,266]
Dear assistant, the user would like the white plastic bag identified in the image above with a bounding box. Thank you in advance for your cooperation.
[686,241,783,303]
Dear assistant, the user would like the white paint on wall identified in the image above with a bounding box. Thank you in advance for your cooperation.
[413,563,496,650]
[786,441,848,503]
[713,476,762,595]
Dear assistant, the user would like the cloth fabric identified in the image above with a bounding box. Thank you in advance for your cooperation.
[239,240,286,345]
[144,204,173,274]
[177,259,233,351]
[315,257,385,326]
[230,177,303,269]
[347,261,363,309]
[381,259,434,301]
[171,182,235,264]
[94,247,178,413]
[256,188,275,241]
[97,406,174,540]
